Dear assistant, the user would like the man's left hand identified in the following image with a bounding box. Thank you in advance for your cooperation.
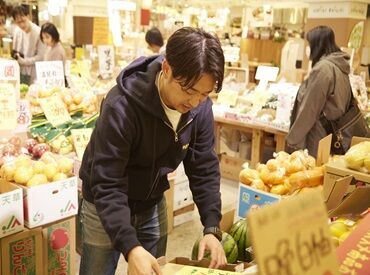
[17,56,26,65]
[197,234,227,269]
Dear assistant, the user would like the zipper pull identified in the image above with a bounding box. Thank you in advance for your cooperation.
[175,132,178,142]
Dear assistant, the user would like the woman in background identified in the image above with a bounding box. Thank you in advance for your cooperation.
[145,27,165,54]
[40,22,66,63]
[287,25,352,157]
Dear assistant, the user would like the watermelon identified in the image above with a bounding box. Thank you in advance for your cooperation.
[229,219,252,262]
[191,232,238,264]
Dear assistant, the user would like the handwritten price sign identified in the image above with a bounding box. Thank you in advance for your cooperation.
[248,188,340,275]
[0,83,17,130]
[71,128,93,161]
[36,61,65,88]
[39,95,71,127]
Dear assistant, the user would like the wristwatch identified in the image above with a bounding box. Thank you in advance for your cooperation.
[203,226,223,241]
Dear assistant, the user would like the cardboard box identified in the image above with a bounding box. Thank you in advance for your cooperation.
[43,217,76,275]
[173,203,195,227]
[0,181,24,238]
[0,228,43,275]
[220,154,246,182]
[173,179,193,211]
[21,177,78,228]
[237,183,280,219]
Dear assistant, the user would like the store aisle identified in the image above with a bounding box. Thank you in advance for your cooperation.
[76,178,239,274]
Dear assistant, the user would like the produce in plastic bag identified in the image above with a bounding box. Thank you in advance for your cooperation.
[239,168,260,185]
[288,167,324,193]
[344,141,370,171]
[250,179,268,192]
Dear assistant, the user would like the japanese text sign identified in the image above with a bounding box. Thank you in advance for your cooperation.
[39,95,71,127]
[0,82,17,130]
[36,61,65,88]
[71,128,93,161]
[248,188,339,275]
[337,214,370,275]
[98,45,115,76]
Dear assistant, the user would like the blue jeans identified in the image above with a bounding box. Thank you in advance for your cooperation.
[79,197,168,275]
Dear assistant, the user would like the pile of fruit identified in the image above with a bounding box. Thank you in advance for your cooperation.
[239,150,324,195]
[191,219,252,264]
[0,152,74,187]
[344,141,370,173]
[329,217,361,247]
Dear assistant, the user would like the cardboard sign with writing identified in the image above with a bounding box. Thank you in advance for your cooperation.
[98,45,115,76]
[337,213,370,275]
[36,61,65,88]
[0,82,17,130]
[15,99,31,132]
[93,17,109,46]
[248,188,340,275]
[0,60,20,98]
[39,95,71,127]
[71,128,93,161]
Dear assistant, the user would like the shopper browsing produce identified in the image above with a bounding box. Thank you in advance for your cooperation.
[79,27,226,275]
[40,22,66,64]
[145,27,165,54]
[11,5,46,84]
[287,25,353,157]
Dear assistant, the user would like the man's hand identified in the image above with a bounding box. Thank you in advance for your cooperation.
[127,246,162,275]
[17,55,26,65]
[198,234,227,269]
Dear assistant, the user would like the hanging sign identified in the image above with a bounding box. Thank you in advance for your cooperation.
[71,128,93,161]
[98,45,115,76]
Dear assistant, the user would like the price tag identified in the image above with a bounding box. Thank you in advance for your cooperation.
[0,60,20,98]
[176,266,242,275]
[98,45,115,76]
[217,89,238,107]
[15,99,31,132]
[248,188,340,275]
[39,95,71,127]
[0,83,17,130]
[71,128,93,161]
[35,61,65,88]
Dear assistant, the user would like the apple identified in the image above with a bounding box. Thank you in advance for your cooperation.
[33,161,46,174]
[25,139,38,154]
[27,174,48,187]
[0,163,16,181]
[53,173,68,182]
[44,163,58,181]
[32,143,50,158]
[57,158,73,174]
[14,166,34,185]
[40,152,57,164]
[15,155,32,168]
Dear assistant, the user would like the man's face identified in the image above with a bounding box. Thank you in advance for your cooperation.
[161,60,215,114]
[14,15,30,32]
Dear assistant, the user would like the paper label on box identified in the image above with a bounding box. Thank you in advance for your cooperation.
[337,214,370,275]
[176,266,242,274]
[71,128,93,161]
[39,95,71,127]
[248,189,339,275]
[36,61,65,88]
[47,220,72,274]
[9,235,37,273]
[0,82,17,130]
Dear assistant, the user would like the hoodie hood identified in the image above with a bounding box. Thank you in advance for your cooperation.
[323,51,351,74]
[116,55,201,122]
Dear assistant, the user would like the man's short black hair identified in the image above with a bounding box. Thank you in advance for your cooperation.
[40,22,60,43]
[306,25,341,66]
[11,5,29,20]
[145,27,164,47]
[165,27,225,93]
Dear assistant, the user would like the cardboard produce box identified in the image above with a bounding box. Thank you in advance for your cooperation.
[21,176,78,228]
[0,181,24,238]
[220,154,246,182]
[42,216,76,275]
[0,228,43,275]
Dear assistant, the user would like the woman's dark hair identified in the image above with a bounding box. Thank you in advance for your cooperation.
[165,27,225,92]
[306,25,341,66]
[145,27,164,47]
[11,5,29,19]
[40,22,60,43]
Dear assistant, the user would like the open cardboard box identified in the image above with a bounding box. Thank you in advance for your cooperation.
[324,136,370,217]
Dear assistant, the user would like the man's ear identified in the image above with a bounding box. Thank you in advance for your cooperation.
[162,59,171,79]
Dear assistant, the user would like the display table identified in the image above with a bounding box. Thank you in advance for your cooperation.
[214,117,287,168]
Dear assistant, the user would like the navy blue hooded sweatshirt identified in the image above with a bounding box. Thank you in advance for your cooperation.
[80,55,222,258]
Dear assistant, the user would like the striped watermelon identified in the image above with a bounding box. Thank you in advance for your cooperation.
[229,219,252,262]
[191,232,238,263]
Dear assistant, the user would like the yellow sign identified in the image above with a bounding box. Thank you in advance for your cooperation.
[248,188,340,275]
[39,95,71,127]
[75,47,85,60]
[93,17,109,46]
[176,266,242,275]
[217,89,239,107]
[71,128,93,161]
[0,83,17,130]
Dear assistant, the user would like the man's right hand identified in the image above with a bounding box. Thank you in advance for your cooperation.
[127,246,162,275]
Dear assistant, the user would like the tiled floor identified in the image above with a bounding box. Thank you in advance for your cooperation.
[76,178,239,274]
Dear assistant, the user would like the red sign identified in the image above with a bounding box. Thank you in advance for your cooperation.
[337,214,370,274]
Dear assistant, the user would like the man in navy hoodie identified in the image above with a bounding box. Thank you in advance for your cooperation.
[79,27,225,275]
